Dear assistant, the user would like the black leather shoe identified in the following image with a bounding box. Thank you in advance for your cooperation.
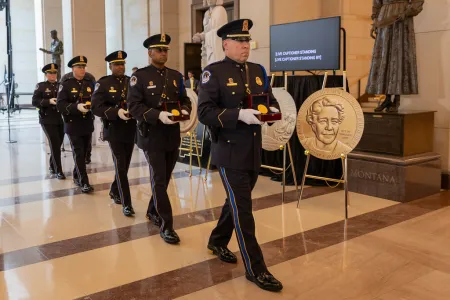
[374,98,392,112]
[123,206,135,217]
[49,168,55,175]
[56,172,66,180]
[109,192,122,204]
[160,229,180,244]
[146,213,162,227]
[81,184,94,193]
[129,206,135,214]
[245,271,283,292]
[207,244,237,263]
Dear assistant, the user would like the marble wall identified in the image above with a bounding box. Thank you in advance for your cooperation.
[399,0,450,172]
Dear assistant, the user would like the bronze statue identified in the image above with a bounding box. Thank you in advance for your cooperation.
[39,30,64,80]
[366,0,424,113]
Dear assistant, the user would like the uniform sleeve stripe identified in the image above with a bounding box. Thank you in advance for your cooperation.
[218,109,226,128]
[143,108,152,122]
[104,107,112,120]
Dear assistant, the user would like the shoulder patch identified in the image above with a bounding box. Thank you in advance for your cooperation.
[58,84,63,92]
[94,83,100,92]
[130,76,137,87]
[35,84,39,91]
[201,70,211,84]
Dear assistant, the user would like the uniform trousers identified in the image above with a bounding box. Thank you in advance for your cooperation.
[68,135,91,185]
[108,141,134,207]
[85,134,92,161]
[209,167,267,276]
[41,123,64,173]
[144,149,178,231]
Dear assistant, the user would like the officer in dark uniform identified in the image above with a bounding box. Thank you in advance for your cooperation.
[197,19,283,292]
[56,55,95,193]
[32,63,66,180]
[91,50,137,217]
[128,33,191,244]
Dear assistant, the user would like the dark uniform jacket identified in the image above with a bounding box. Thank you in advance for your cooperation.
[32,81,63,125]
[56,77,95,136]
[91,75,136,143]
[127,64,191,152]
[198,57,279,171]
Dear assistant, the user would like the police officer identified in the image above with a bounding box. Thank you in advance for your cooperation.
[60,70,96,164]
[197,19,283,292]
[32,63,65,179]
[56,56,95,193]
[91,51,136,217]
[128,33,191,244]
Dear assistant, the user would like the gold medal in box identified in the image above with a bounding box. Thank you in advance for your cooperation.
[162,101,190,122]
[246,94,282,122]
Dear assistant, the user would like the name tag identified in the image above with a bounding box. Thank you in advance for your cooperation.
[147,85,156,89]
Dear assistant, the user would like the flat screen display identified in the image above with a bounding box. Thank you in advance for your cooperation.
[270,17,341,72]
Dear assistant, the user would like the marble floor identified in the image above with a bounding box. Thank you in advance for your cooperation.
[0,111,448,299]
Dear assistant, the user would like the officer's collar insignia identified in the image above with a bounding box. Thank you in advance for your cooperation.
[226,78,237,86]
[173,80,177,87]
[130,76,137,87]
[256,77,263,86]
[87,87,92,93]
[161,34,166,43]
[243,20,249,31]
[201,70,211,84]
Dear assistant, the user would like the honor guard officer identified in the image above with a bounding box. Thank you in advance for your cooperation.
[197,19,283,292]
[57,56,95,193]
[128,33,191,244]
[32,63,66,180]
[91,51,137,217]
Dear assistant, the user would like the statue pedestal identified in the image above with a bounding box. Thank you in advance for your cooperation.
[349,110,440,202]
[348,151,441,202]
[355,110,435,156]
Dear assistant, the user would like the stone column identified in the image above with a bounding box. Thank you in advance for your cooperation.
[62,0,106,79]
[105,0,123,75]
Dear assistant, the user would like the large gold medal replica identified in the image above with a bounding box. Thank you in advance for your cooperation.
[297,88,364,160]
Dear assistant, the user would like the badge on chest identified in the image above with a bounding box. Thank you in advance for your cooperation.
[109,86,117,93]
[147,81,156,89]
[227,78,237,87]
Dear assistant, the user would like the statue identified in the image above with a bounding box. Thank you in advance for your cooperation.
[192,0,228,69]
[366,0,424,113]
[39,30,64,80]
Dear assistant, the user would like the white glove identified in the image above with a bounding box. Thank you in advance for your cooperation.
[238,109,263,125]
[158,111,176,125]
[269,107,280,113]
[181,109,189,116]
[118,108,131,121]
[50,98,57,105]
[77,103,89,113]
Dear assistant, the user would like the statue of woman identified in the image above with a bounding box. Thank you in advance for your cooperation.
[366,0,424,113]
[192,0,228,69]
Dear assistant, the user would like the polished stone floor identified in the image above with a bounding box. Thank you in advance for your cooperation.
[0,111,448,299]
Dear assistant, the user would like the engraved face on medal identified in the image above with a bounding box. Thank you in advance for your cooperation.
[297,88,364,160]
